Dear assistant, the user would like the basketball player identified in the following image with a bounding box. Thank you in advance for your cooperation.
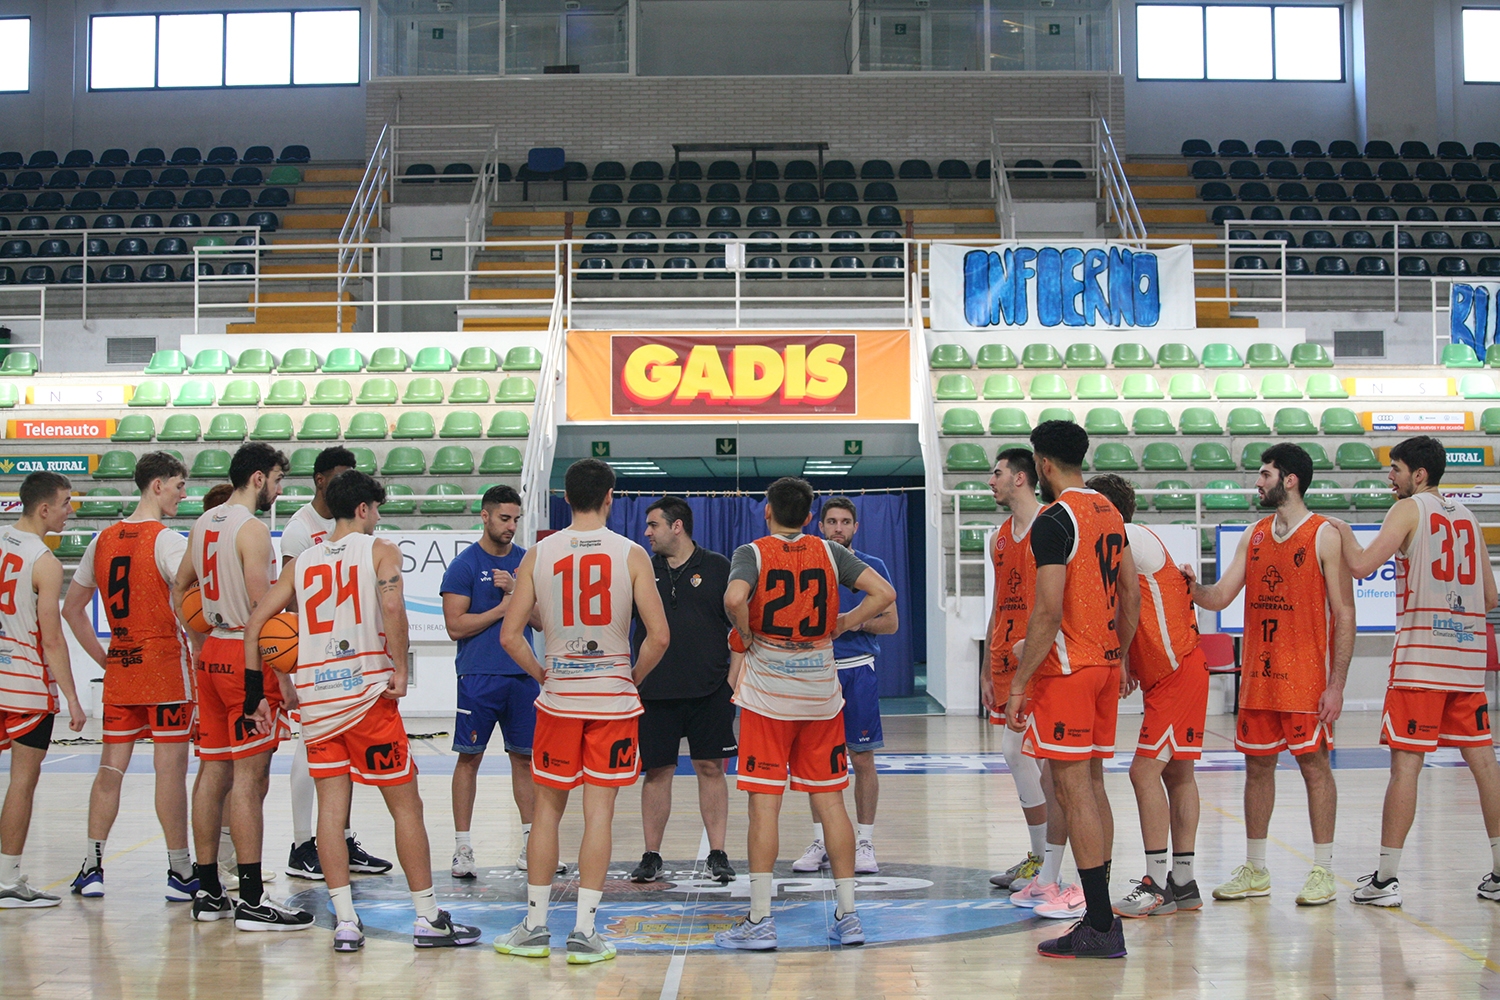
[792,496,897,876]
[1007,421,1138,959]
[0,472,86,908]
[246,471,481,951]
[60,452,196,901]
[1332,437,1500,906]
[173,442,313,930]
[1084,475,1207,918]
[715,477,896,951]
[277,446,391,882]
[1188,443,1355,908]
[493,458,670,964]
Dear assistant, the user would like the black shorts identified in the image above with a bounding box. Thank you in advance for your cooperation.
[11,712,54,751]
[638,680,738,771]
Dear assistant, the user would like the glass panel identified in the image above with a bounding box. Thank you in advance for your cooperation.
[1273,7,1340,81]
[0,18,30,92]
[294,9,361,84]
[158,14,224,88]
[1206,5,1271,80]
[863,13,922,71]
[930,11,983,71]
[415,17,462,75]
[1463,8,1500,83]
[467,12,501,75]
[1136,5,1203,79]
[91,15,158,89]
[1032,14,1077,72]
[566,12,628,74]
[507,15,560,73]
[227,12,292,86]
[989,11,1026,71]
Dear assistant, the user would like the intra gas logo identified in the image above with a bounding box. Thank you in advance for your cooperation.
[611,334,857,415]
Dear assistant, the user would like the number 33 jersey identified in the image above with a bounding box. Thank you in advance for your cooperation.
[1391,492,1489,692]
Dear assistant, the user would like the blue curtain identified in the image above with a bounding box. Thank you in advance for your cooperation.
[550,493,916,696]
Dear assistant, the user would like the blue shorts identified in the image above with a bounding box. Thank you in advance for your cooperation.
[837,660,883,751]
[453,673,541,756]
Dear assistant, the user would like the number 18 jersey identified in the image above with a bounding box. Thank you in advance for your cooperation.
[293,532,391,743]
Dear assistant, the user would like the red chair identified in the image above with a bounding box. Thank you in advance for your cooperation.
[1199,631,1240,712]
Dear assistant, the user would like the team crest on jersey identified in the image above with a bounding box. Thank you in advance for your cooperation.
[1447,591,1467,612]
[1293,547,1307,568]
[325,638,358,658]
[690,574,702,588]
[1252,530,1265,545]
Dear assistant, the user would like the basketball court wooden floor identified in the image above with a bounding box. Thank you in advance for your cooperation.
[6,711,1500,1000]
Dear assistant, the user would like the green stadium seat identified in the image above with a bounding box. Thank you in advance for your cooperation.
[77,489,123,517]
[420,523,455,530]
[930,344,973,369]
[1214,374,1256,399]
[1179,408,1223,435]
[1353,480,1396,510]
[401,378,445,405]
[1320,407,1364,434]
[344,412,389,439]
[503,346,544,371]
[1300,442,1333,470]
[941,408,984,435]
[1142,442,1187,470]
[988,408,1031,435]
[439,412,484,439]
[1489,345,1500,369]
[310,379,353,406]
[1028,374,1070,399]
[1111,343,1153,368]
[1157,343,1199,368]
[0,352,39,376]
[276,485,313,514]
[479,446,523,475]
[348,447,377,474]
[367,347,411,372]
[381,446,426,475]
[191,450,232,478]
[1121,374,1164,399]
[1260,374,1303,399]
[1484,408,1500,434]
[946,443,989,471]
[267,165,302,185]
[1133,407,1176,434]
[1168,374,1211,400]
[1022,344,1064,368]
[935,374,978,400]
[322,348,365,373]
[158,414,201,441]
[111,414,155,442]
[380,483,416,514]
[1092,443,1138,471]
[265,380,307,406]
[1305,480,1348,510]
[173,381,216,407]
[1075,374,1117,400]
[249,413,294,440]
[1336,442,1382,470]
[1065,343,1107,368]
[982,374,1023,399]
[219,380,261,406]
[430,446,475,476]
[1191,442,1236,470]
[1290,343,1333,367]
[1246,343,1289,368]
[1037,407,1076,424]
[204,414,247,441]
[54,531,94,559]
[1273,407,1316,435]
[176,487,208,518]
[289,448,318,476]
[488,412,530,437]
[1443,343,1484,368]
[1084,408,1127,435]
[356,378,399,405]
[0,384,18,408]
[958,521,993,552]
[495,377,537,403]
[1240,442,1271,470]
[1153,480,1195,510]
[954,482,998,511]
[449,377,491,404]
[421,483,468,514]
[297,413,341,441]
[413,347,456,373]
[1227,408,1272,436]
[232,348,276,373]
[128,381,171,407]
[94,451,137,479]
[1461,375,1500,399]
[1203,481,1251,511]
[276,349,320,374]
[392,412,437,439]
[189,349,232,374]
[458,347,500,371]
[144,349,188,375]
[1202,344,1244,369]
[976,344,1018,369]
[469,486,503,513]
[1304,374,1348,399]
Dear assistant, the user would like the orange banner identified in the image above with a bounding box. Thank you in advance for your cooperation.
[7,418,117,439]
[567,329,911,421]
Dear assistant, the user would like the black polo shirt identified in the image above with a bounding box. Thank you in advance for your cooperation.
[631,543,733,701]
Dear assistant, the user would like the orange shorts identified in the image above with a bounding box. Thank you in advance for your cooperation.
[0,709,51,752]
[987,668,1019,727]
[103,702,196,744]
[736,709,849,795]
[531,707,640,790]
[306,697,415,786]
[1235,708,1331,756]
[1381,687,1492,754]
[1136,650,1209,761]
[1023,667,1119,760]
[195,636,289,761]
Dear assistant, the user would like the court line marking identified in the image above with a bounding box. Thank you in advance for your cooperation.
[41,834,161,892]
[39,754,80,767]
[657,829,711,1000]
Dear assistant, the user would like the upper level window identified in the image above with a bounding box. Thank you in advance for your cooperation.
[0,18,31,92]
[1137,5,1343,82]
[1464,9,1500,83]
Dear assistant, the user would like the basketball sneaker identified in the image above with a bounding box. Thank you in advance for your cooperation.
[1212,864,1271,900]
[347,834,392,875]
[715,916,778,950]
[707,849,736,884]
[191,887,233,922]
[830,911,866,946]
[70,865,105,898]
[1168,873,1202,911]
[414,910,482,948]
[1037,917,1127,959]
[565,929,618,964]
[792,840,829,873]
[0,876,61,909]
[855,840,879,875]
[334,919,364,953]
[1478,873,1500,901]
[517,837,568,874]
[1295,866,1337,906]
[1035,883,1086,920]
[166,870,199,902]
[220,842,275,888]
[990,853,1042,890]
[1009,879,1062,908]
[452,845,478,879]
[1352,873,1401,907]
[494,921,552,958]
[234,898,316,931]
[285,839,323,880]
[630,851,665,883]
[1113,876,1176,918]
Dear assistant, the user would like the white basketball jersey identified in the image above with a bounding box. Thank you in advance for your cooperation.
[0,527,55,715]
[193,503,271,637]
[279,503,335,562]
[293,532,391,742]
[1391,491,1490,691]
[531,526,642,720]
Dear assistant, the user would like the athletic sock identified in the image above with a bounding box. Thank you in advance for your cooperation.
[1313,843,1334,872]
[1146,849,1169,887]
[83,838,106,873]
[525,883,551,929]
[344,828,354,841]
[1040,843,1065,886]
[456,831,472,850]
[1078,864,1113,933]
[290,740,315,845]
[856,824,874,843]
[1103,859,1112,885]
[329,884,357,923]
[834,877,857,919]
[168,848,192,879]
[1172,852,1195,885]
[1246,838,1268,871]
[0,853,20,885]
[575,887,603,934]
[812,823,825,844]
[749,872,773,922]
[1377,846,1402,882]
[1489,836,1500,875]
[1027,823,1048,859]
[411,887,440,922]
[194,862,221,897]
[238,863,264,906]
[522,823,533,838]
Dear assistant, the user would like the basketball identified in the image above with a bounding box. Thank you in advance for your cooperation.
[258,612,300,673]
[180,582,210,635]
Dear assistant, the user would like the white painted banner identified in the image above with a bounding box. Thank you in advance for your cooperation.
[27,385,132,406]
[1215,523,1395,633]
[1345,377,1454,398]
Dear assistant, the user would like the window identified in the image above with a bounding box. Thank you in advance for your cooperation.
[1136,5,1343,82]
[0,18,30,92]
[1464,9,1500,83]
[89,9,361,90]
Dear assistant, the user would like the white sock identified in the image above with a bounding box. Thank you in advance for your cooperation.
[410,887,440,922]
[219,826,235,866]
[749,871,773,922]
[84,838,106,872]
[329,883,358,923]
[290,739,315,845]
[525,883,550,929]
[344,828,354,841]
[522,823,533,837]
[1040,843,1064,886]
[168,848,192,879]
[812,823,824,844]
[1490,836,1500,875]
[455,831,472,850]
[1172,852,1195,885]
[1314,843,1333,872]
[1027,823,1048,859]
[1377,846,1401,881]
[834,877,856,919]
[0,853,20,885]
[856,824,874,844]
[575,887,603,934]
[1246,838,1268,870]
[1146,850,1169,887]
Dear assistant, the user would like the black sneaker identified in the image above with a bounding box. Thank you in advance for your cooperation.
[234,898,316,932]
[347,833,393,875]
[1037,917,1127,959]
[414,909,482,948]
[1168,873,1203,911]
[191,888,233,922]
[286,838,323,880]
[707,850,736,884]
[630,851,664,883]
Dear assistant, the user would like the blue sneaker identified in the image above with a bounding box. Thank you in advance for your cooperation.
[71,866,104,898]
[830,911,866,946]
[166,870,199,902]
[715,915,778,951]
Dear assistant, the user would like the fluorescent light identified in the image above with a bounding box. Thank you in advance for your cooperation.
[91,16,157,89]
[227,12,292,86]
[1465,9,1500,83]
[293,10,360,85]
[1136,5,1204,80]
[158,14,224,88]
[0,19,30,92]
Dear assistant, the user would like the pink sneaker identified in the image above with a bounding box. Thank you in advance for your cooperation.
[1009,880,1061,908]
[1035,883,1086,920]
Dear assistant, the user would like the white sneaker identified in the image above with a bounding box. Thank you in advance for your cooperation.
[792,840,829,873]
[517,842,567,875]
[854,840,879,875]
[452,844,477,879]
[1352,872,1401,907]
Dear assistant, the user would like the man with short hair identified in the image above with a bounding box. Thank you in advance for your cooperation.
[61,451,197,901]
[0,472,87,908]
[629,495,737,885]
[1189,442,1355,908]
[441,484,551,878]
[792,496,897,876]
[1332,436,1500,907]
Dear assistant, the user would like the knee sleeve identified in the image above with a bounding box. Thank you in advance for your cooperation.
[1002,726,1046,809]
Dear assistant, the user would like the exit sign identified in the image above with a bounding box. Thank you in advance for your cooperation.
[591,441,610,458]
[716,437,738,456]
[844,440,863,456]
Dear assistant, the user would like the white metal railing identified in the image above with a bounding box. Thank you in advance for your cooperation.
[988,129,1017,240]
[1099,117,1147,245]
[464,131,506,300]
[519,277,567,548]
[336,123,394,329]
[989,116,1146,243]
[387,123,505,206]
[0,285,45,369]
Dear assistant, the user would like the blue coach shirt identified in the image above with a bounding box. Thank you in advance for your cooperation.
[832,549,891,663]
[440,541,532,676]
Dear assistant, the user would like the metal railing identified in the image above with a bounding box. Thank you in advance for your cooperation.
[1099,117,1147,245]
[336,123,393,330]
[519,276,567,548]
[989,116,1146,243]
[0,285,46,369]
[387,123,506,205]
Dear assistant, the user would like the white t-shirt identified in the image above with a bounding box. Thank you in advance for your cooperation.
[1125,523,1166,575]
[279,504,336,563]
[74,520,188,590]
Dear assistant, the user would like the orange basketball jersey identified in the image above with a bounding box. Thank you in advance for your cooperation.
[990,515,1035,683]
[1037,489,1127,677]
[1240,513,1332,713]
[1127,524,1202,690]
[94,521,192,705]
[736,534,845,721]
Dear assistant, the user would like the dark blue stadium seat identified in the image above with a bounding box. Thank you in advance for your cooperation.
[1200,182,1233,201]
[256,188,290,207]
[1480,258,1500,277]
[627,183,662,203]
[1211,205,1245,223]
[1477,142,1500,160]
[37,238,69,257]
[0,239,30,258]
[169,147,202,167]
[1181,139,1213,157]
[61,264,94,284]
[1314,256,1349,275]
[667,183,701,203]
[666,206,701,228]
[1470,184,1500,203]
[181,190,213,209]
[1485,207,1500,221]
[1302,230,1337,249]
[789,255,823,277]
[1255,139,1288,158]
[860,160,894,179]
[0,193,25,212]
[669,161,702,181]
[277,145,311,164]
[1415,162,1448,182]
[1277,182,1310,201]
[704,206,740,228]
[441,163,474,182]
[1398,257,1431,276]
[133,148,165,167]
[92,214,124,229]
[584,231,617,254]
[1192,160,1225,179]
[786,182,819,203]
[101,264,134,283]
[1390,183,1424,202]
[1341,230,1376,249]
[577,257,612,280]
[706,161,740,180]
[100,149,129,168]
[69,192,101,211]
[741,161,774,181]
[1453,163,1484,181]
[747,231,779,253]
[1401,141,1433,160]
[231,167,263,187]
[106,191,139,211]
[1262,228,1295,246]
[27,151,58,170]
[1462,230,1495,249]
[1367,206,1398,221]
[619,256,655,279]
[787,206,821,227]
[1228,160,1262,179]
[1011,159,1047,179]
[1406,206,1438,221]
[144,190,176,210]
[1429,183,1462,202]
[1364,140,1396,159]
[745,182,779,203]
[1266,161,1300,180]
[1438,256,1472,276]
[116,237,149,255]
[830,230,862,252]
[661,256,697,279]
[140,263,174,282]
[664,232,699,253]
[1352,183,1387,202]
[630,161,663,181]
[826,205,861,227]
[626,207,661,228]
[1381,229,1415,248]
[746,255,781,278]
[206,146,238,166]
[1338,161,1373,181]
[705,231,736,252]
[866,205,901,226]
[32,193,62,211]
[222,260,255,276]
[1217,140,1250,158]
[1375,161,1408,181]
[593,161,626,181]
[119,168,152,189]
[46,169,79,190]
[21,264,54,283]
[402,164,436,183]
[1283,255,1309,274]
[746,206,781,228]
[625,232,659,254]
[869,230,903,252]
[937,159,971,179]
[1290,140,1324,158]
[191,167,225,187]
[1238,182,1272,202]
[217,189,251,209]
[1234,255,1267,270]
[83,169,115,189]
[1315,183,1350,202]
[155,237,189,255]
[208,212,240,228]
[787,231,821,253]
[830,255,865,277]
[586,207,622,229]
[1438,141,1469,160]
[1355,256,1390,275]
[1327,205,1360,221]
[898,159,931,179]
[1302,161,1336,181]
[823,181,858,202]
[17,215,48,230]
[822,160,856,180]
[1420,231,1454,249]
[156,167,190,187]
[706,183,740,203]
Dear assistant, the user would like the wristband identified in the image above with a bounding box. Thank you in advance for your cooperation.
[728,629,748,654]
[243,667,266,715]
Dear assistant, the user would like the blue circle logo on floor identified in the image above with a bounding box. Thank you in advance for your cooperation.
[286,861,1041,951]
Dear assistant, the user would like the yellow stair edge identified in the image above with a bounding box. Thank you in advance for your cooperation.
[911,209,995,224]
[280,214,349,230]
[478,261,556,272]
[304,168,365,183]
[260,263,339,274]
[1125,163,1189,178]
[462,318,552,332]
[492,211,569,227]
[293,189,365,206]
[226,321,348,334]
[1141,208,1207,224]
[252,291,352,303]
[1134,185,1198,200]
[469,288,555,300]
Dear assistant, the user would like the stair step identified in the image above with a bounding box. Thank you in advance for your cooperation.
[260,263,338,274]
[226,319,350,334]
[462,317,552,331]
[477,261,555,271]
[280,214,349,230]
[1134,185,1198,200]
[304,168,366,183]
[1141,208,1207,224]
[492,211,569,227]
[912,208,994,224]
[293,189,362,206]
[253,291,352,302]
[469,288,554,300]
[1125,163,1190,178]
